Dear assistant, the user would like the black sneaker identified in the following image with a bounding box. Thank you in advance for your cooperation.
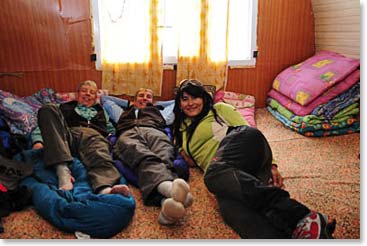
[292,211,336,239]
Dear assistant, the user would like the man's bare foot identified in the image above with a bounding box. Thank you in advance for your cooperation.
[111,184,130,197]
[58,175,75,190]
[99,184,130,197]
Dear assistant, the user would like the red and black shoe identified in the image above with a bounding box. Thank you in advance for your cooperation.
[292,211,336,239]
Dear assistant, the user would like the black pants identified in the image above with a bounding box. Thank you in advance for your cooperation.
[204,126,310,238]
[37,104,121,192]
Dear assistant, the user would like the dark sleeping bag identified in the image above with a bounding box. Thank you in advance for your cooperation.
[17,149,135,238]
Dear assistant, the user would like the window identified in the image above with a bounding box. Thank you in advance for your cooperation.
[92,0,258,69]
[227,0,258,66]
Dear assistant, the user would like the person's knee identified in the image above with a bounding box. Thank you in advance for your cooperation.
[204,164,220,189]
[88,133,108,146]
[239,126,264,142]
[204,164,230,194]
[38,104,57,117]
[203,170,215,191]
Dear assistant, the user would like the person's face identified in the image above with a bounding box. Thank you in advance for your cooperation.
[180,92,204,118]
[134,90,154,109]
[77,84,97,107]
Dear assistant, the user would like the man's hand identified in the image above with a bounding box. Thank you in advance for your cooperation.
[269,165,285,189]
[32,142,44,150]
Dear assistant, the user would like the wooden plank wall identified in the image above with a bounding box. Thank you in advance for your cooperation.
[0,0,102,96]
[311,0,360,59]
[0,0,315,107]
[226,0,315,107]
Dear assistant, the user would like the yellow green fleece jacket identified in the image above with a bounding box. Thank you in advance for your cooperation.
[179,102,248,172]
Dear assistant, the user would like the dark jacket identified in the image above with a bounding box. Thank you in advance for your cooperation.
[59,101,108,137]
[116,104,166,136]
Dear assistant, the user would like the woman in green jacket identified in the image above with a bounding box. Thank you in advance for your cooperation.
[172,79,336,239]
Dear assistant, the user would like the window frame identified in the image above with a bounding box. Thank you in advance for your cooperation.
[91,0,258,70]
[227,0,258,67]
[91,0,103,70]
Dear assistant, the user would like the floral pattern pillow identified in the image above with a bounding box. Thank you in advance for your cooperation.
[215,90,256,127]
[0,88,58,135]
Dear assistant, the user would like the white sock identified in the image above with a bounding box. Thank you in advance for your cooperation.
[158,211,177,226]
[157,179,193,207]
[157,180,173,198]
[184,192,194,208]
[158,198,186,225]
[171,179,190,204]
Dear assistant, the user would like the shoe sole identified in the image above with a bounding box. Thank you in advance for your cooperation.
[319,214,336,239]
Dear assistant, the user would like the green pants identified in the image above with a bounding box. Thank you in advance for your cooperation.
[37,104,121,193]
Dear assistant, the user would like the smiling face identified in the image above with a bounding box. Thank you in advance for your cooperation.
[77,84,98,107]
[179,92,204,119]
[133,88,154,109]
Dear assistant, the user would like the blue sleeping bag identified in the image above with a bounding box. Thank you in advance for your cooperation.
[17,149,135,238]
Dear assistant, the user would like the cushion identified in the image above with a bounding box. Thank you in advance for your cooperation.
[101,95,130,108]
[0,88,59,135]
[101,96,175,126]
[156,100,175,125]
[102,99,125,124]
[215,90,256,127]
[24,88,60,106]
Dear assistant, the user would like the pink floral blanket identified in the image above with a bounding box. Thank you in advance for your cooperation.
[268,69,360,116]
[272,50,359,106]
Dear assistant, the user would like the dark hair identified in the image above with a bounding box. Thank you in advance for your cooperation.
[173,79,223,150]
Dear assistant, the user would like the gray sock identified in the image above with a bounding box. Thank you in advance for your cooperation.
[56,163,73,190]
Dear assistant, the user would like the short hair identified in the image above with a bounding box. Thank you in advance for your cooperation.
[77,80,98,92]
[135,88,154,99]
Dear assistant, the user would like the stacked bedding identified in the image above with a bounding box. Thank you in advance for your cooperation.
[267,50,360,137]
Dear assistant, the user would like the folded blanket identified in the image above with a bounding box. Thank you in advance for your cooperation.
[311,83,360,119]
[268,69,360,116]
[267,106,359,137]
[271,50,360,106]
[267,98,360,125]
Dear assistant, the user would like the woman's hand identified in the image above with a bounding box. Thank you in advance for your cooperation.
[180,150,196,167]
[270,165,285,189]
[32,142,44,150]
